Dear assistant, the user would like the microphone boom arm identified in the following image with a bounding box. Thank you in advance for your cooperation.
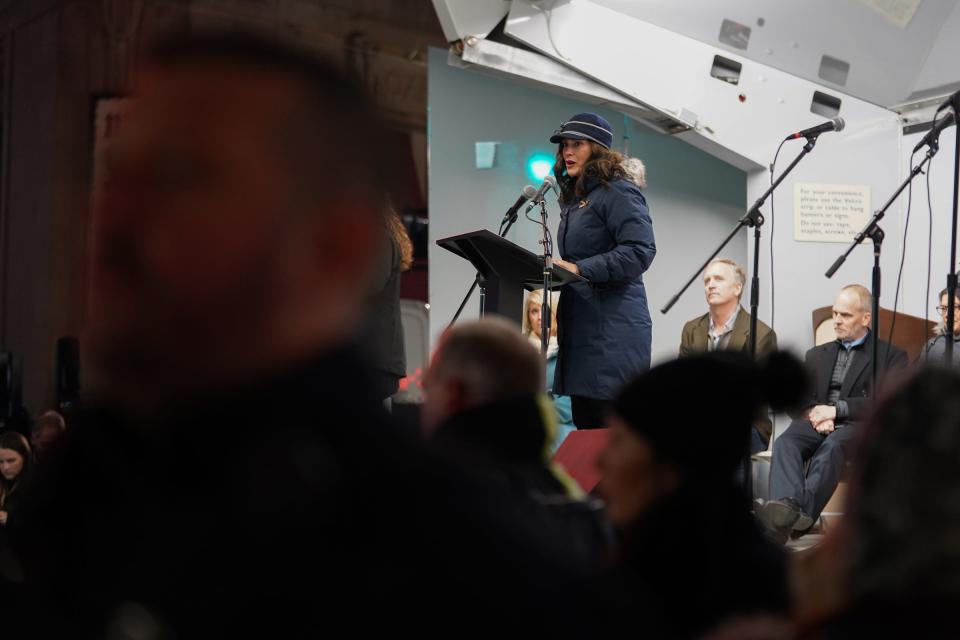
[661,136,817,316]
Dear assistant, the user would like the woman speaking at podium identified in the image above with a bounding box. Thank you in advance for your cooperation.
[549,113,656,429]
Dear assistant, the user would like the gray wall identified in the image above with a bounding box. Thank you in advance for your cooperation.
[747,117,903,356]
[428,47,748,365]
[746,116,956,357]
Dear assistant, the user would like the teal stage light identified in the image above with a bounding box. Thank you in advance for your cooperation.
[527,153,554,182]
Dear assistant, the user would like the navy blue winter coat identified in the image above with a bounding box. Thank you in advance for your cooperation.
[554,176,656,400]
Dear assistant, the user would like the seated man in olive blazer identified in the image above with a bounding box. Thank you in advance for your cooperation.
[679,258,777,448]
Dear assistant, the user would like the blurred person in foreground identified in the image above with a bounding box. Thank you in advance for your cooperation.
[792,367,960,638]
[595,351,805,638]
[10,32,576,637]
[423,317,612,570]
[707,368,960,640]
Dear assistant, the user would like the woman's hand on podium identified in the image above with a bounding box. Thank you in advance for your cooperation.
[554,258,580,275]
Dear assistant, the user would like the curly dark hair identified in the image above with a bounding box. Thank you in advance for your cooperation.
[386,208,414,272]
[553,141,628,202]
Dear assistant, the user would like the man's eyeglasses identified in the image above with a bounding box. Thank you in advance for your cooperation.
[936,304,960,314]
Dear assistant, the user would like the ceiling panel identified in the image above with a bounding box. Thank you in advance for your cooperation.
[592,0,958,107]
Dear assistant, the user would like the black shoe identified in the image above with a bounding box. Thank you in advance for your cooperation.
[759,521,790,546]
[789,513,819,539]
[758,499,811,545]
[774,497,815,532]
[792,511,815,533]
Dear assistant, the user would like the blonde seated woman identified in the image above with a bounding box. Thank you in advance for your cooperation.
[523,289,576,450]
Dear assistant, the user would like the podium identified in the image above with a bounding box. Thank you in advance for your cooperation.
[437,229,586,325]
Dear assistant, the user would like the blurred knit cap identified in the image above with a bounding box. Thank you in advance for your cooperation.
[613,351,806,479]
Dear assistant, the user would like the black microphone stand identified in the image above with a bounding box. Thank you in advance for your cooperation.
[448,204,523,328]
[662,136,818,357]
[825,143,939,386]
[535,197,554,357]
[661,135,819,500]
[945,91,960,363]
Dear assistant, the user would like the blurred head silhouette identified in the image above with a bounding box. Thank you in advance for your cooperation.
[87,33,388,409]
[423,318,544,437]
[599,351,805,530]
[844,367,960,606]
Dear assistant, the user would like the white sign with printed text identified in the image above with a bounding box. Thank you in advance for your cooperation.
[794,183,871,243]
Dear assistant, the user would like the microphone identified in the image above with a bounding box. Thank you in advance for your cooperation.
[912,110,956,153]
[528,175,558,203]
[784,117,845,141]
[501,184,539,225]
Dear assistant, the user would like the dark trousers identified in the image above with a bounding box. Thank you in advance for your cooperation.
[570,396,610,430]
[769,418,858,518]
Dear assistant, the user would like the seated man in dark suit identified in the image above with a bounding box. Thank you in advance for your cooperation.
[679,258,777,451]
[758,284,907,543]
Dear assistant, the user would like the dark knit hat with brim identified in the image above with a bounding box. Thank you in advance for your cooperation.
[550,112,613,149]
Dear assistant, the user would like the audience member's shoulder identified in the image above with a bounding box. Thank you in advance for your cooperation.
[682,312,709,332]
[807,340,836,356]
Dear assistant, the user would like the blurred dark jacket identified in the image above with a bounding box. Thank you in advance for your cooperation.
[432,394,614,570]
[9,348,585,637]
[601,484,789,638]
[679,306,778,442]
